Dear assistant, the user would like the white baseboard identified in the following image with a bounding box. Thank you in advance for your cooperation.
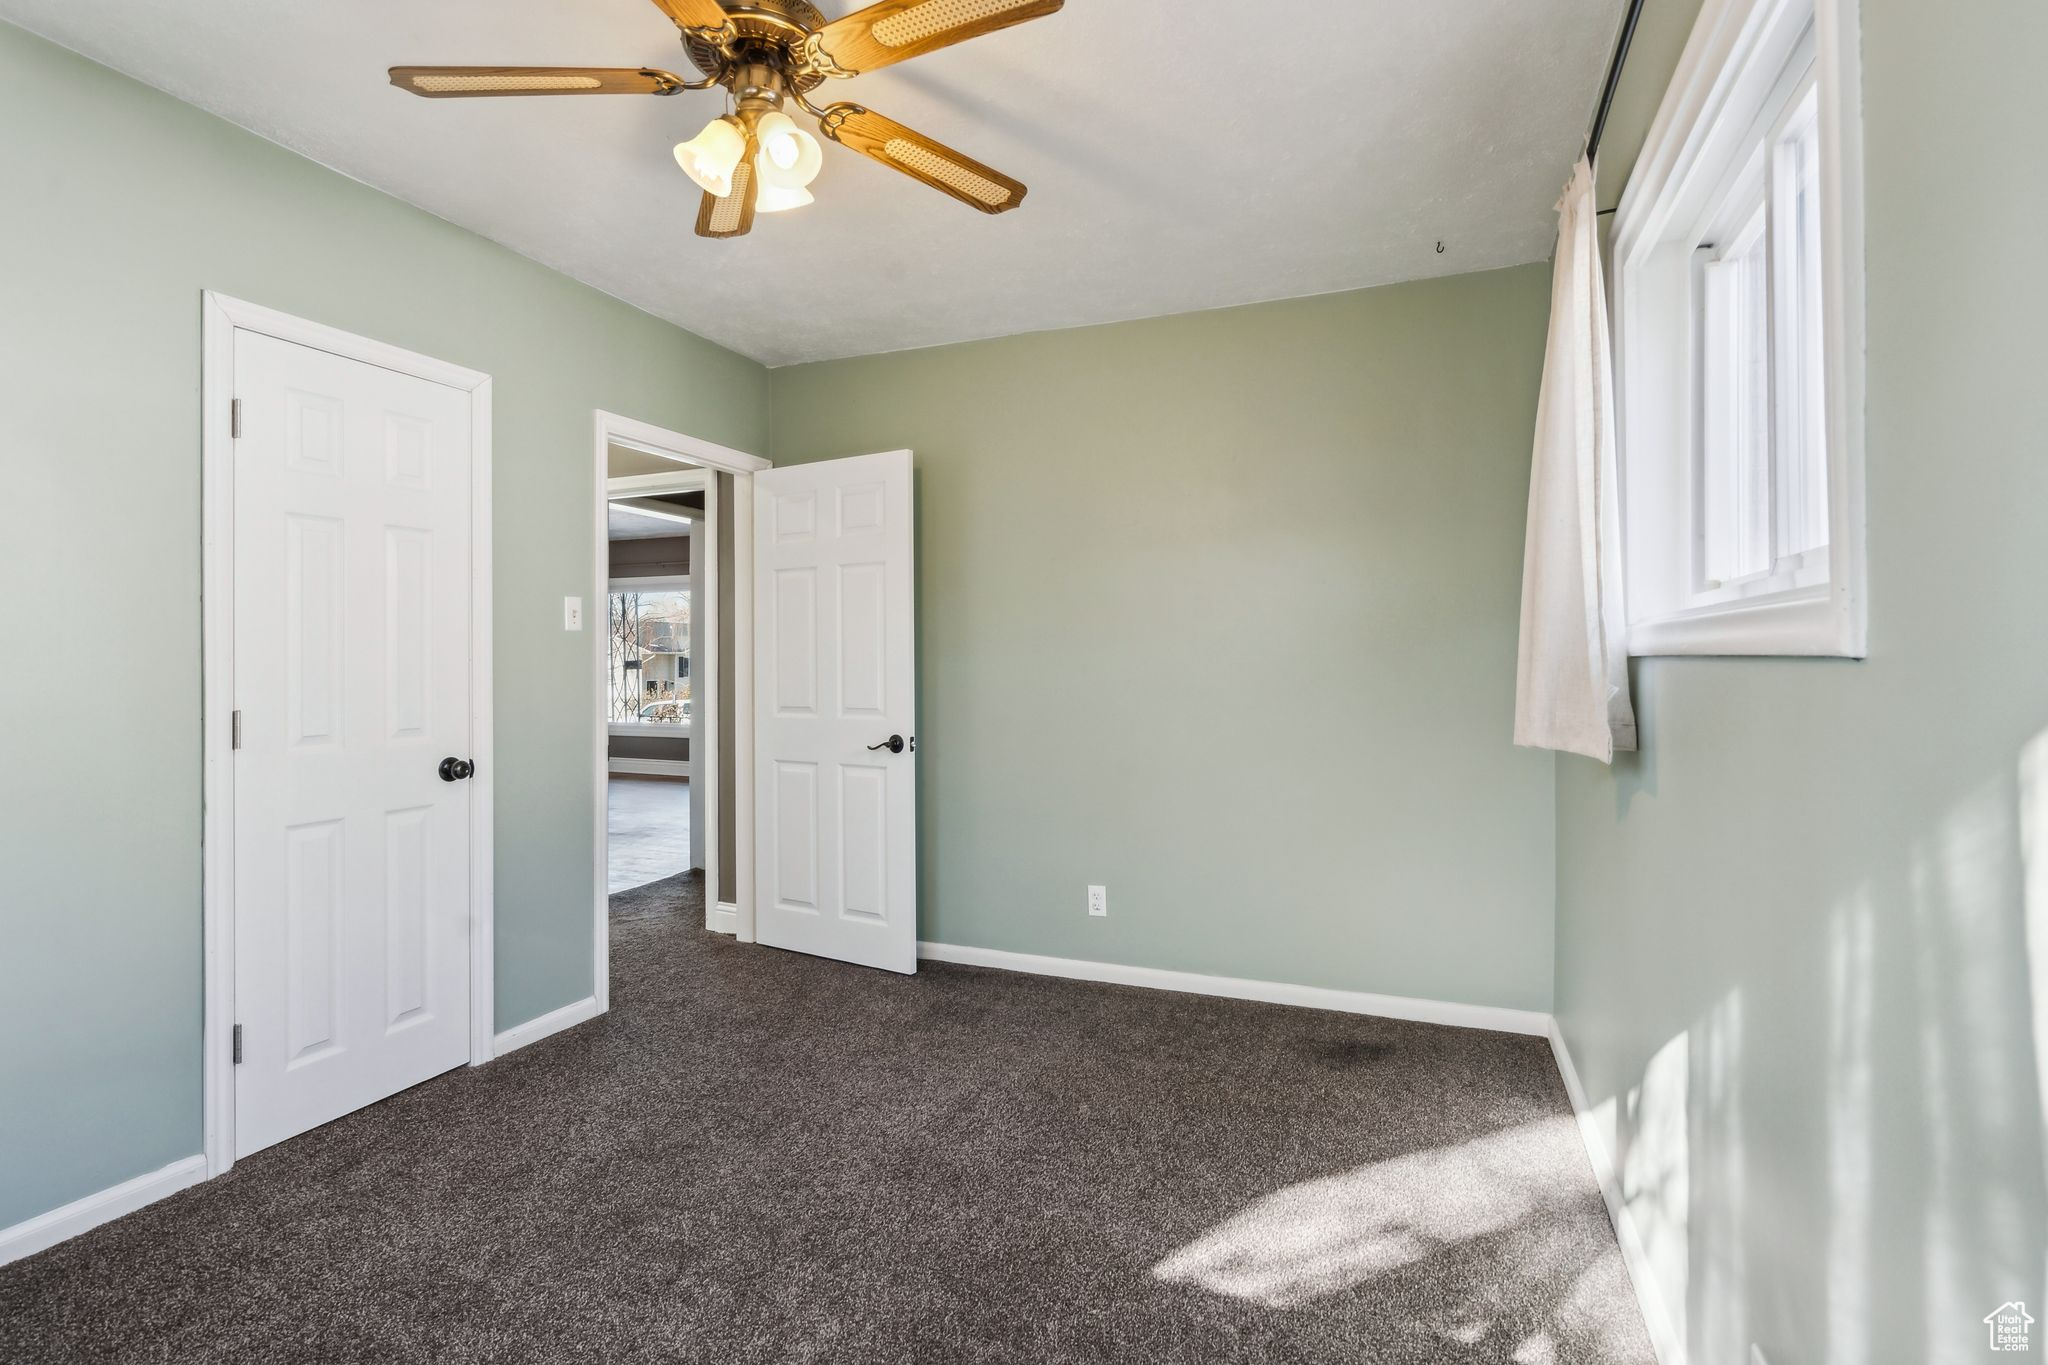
[915,942,1551,1036]
[1547,1020,1687,1365]
[5,993,604,1265]
[491,995,602,1057]
[608,758,692,778]
[710,900,738,934]
[0,1154,206,1267]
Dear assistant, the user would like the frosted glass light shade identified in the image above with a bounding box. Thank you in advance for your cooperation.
[753,111,823,189]
[755,182,816,213]
[674,116,746,197]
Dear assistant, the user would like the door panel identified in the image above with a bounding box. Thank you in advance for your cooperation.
[773,568,819,713]
[233,331,474,1158]
[284,818,344,1062]
[754,450,917,973]
[774,761,821,912]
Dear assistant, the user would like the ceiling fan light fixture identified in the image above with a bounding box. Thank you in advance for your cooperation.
[755,182,816,213]
[392,0,1065,239]
[752,110,823,189]
[673,115,747,196]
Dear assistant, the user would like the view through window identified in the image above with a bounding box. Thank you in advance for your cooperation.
[609,587,692,727]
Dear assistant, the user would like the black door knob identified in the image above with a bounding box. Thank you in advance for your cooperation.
[439,757,474,782]
[866,735,906,754]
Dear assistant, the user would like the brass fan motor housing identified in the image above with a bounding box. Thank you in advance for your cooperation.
[683,0,830,94]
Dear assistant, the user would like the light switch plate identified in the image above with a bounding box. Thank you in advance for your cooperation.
[563,596,583,631]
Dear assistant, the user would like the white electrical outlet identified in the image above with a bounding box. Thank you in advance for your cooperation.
[1088,885,1108,917]
[563,596,584,631]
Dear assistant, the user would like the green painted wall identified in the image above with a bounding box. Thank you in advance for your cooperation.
[1554,2,2048,1362]
[0,23,769,1229]
[31,15,2031,1355]
[769,270,1559,1013]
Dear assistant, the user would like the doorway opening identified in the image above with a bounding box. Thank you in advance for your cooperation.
[605,466,706,897]
[590,412,768,1008]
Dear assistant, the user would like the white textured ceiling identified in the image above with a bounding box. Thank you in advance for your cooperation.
[0,0,1621,365]
[609,502,696,539]
[608,443,700,477]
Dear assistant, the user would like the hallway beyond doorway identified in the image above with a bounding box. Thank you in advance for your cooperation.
[607,776,692,894]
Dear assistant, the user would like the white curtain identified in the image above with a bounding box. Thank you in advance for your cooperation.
[1514,157,1637,762]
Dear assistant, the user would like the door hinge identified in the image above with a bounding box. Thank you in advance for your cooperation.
[231,710,243,750]
[230,398,242,439]
[232,1024,243,1065]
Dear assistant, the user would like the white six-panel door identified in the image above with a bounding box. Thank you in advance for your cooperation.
[754,450,917,973]
[232,331,475,1158]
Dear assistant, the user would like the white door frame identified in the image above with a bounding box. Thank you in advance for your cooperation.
[592,411,770,997]
[200,292,495,1180]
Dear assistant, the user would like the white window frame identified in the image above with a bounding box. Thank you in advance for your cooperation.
[605,573,696,739]
[1612,0,1865,656]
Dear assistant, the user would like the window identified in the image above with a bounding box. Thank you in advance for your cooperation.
[1693,72,1826,602]
[609,582,692,731]
[1698,192,1774,588]
[1613,0,1864,656]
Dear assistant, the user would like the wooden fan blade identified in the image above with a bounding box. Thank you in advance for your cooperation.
[646,0,735,35]
[804,0,1061,77]
[817,105,1026,213]
[389,67,688,97]
[696,144,760,238]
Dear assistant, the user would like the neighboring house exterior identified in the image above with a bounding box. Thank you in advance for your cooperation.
[608,589,692,725]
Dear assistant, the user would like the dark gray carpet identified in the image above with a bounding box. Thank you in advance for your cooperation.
[1,872,1653,1364]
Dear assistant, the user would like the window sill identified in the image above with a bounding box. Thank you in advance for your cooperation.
[1628,585,1863,657]
[607,721,693,739]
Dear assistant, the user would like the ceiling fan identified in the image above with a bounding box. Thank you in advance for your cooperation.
[390,0,1062,239]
